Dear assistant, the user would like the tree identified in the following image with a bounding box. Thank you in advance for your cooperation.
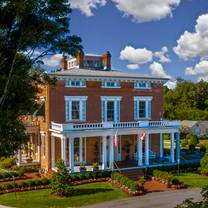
[0,0,82,157]
[51,160,73,197]
[164,79,208,120]
[175,186,208,208]
[199,147,208,175]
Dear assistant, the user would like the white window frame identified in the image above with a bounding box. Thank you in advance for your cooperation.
[101,81,121,88]
[65,80,86,88]
[65,96,88,121]
[101,96,122,122]
[134,82,151,89]
[134,96,152,120]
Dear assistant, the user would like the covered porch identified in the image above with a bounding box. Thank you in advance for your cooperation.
[50,120,180,173]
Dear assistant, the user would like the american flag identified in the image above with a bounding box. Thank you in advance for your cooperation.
[140,132,146,140]
[114,132,119,147]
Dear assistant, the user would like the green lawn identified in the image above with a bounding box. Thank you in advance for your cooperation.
[176,173,208,188]
[0,182,127,208]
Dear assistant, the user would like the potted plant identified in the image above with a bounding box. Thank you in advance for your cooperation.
[92,162,99,171]
[79,164,86,172]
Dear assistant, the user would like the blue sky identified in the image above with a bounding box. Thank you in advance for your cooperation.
[44,0,208,87]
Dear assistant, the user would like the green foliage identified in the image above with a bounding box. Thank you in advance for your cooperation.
[187,134,199,146]
[164,80,208,120]
[0,178,51,191]
[0,157,16,169]
[175,186,208,208]
[111,172,141,191]
[0,0,82,157]
[200,148,208,175]
[181,138,189,147]
[92,162,99,171]
[51,160,73,197]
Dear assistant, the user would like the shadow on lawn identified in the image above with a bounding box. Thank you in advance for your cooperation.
[74,188,113,196]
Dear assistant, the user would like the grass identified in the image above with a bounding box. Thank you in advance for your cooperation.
[0,182,127,208]
[176,173,208,188]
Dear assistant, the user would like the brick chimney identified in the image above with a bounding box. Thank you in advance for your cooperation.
[60,55,68,71]
[76,50,84,68]
[103,51,111,70]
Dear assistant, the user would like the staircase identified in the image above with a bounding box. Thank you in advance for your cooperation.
[119,168,144,180]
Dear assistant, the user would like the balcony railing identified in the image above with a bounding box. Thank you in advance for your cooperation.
[51,120,180,132]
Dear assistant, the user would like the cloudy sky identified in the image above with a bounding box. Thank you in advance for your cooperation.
[45,0,208,87]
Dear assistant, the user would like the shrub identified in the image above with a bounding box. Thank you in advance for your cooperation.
[199,144,206,152]
[111,172,140,191]
[51,160,73,197]
[0,157,16,169]
[189,144,196,151]
[200,149,208,175]
[187,134,199,146]
[181,138,189,147]
[92,162,99,171]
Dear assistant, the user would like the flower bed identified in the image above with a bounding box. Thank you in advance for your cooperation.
[111,172,144,196]
[0,178,51,194]
[0,170,25,182]
[152,170,185,189]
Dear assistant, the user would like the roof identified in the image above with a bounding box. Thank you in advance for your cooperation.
[49,68,169,82]
[181,120,208,128]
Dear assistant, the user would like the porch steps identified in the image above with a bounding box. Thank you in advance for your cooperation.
[119,168,144,180]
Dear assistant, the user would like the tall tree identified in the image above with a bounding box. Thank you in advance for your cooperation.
[0,0,82,157]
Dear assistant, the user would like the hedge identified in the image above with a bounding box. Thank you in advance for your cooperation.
[0,170,24,180]
[0,178,51,191]
[111,172,140,191]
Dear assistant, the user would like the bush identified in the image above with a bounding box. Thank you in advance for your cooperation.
[200,149,208,175]
[187,134,199,146]
[181,138,189,147]
[111,172,140,191]
[51,160,73,197]
[0,158,16,169]
[189,144,196,151]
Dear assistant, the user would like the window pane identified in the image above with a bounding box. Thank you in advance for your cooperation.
[72,101,80,119]
[74,138,80,162]
[107,101,114,121]
[139,101,146,118]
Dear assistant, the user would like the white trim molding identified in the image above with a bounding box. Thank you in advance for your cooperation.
[101,96,122,101]
[65,96,88,121]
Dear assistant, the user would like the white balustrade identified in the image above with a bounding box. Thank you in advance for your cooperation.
[51,120,180,131]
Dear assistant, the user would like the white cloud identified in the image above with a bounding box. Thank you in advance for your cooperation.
[174,13,208,60]
[112,0,180,23]
[185,60,208,76]
[127,64,140,70]
[120,46,153,67]
[149,62,171,78]
[154,46,171,63]
[70,0,106,16]
[42,54,63,67]
[165,80,177,89]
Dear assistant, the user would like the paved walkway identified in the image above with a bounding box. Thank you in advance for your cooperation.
[83,188,202,208]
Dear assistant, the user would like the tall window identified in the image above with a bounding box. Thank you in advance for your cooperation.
[134,96,152,120]
[107,101,115,121]
[101,96,122,122]
[65,96,87,121]
[71,101,80,120]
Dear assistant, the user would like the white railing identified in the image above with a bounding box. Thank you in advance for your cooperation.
[51,120,180,131]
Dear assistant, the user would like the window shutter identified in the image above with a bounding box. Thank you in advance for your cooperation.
[115,101,120,122]
[134,100,138,120]
[81,100,86,120]
[102,100,106,122]
[148,100,151,119]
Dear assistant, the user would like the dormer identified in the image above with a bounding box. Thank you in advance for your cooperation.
[61,51,111,71]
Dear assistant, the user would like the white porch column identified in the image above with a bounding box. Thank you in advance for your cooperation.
[51,136,55,169]
[160,133,163,158]
[69,138,74,173]
[109,136,114,170]
[61,137,67,164]
[17,148,22,166]
[37,133,41,162]
[176,132,180,162]
[170,132,175,163]
[79,137,83,163]
[138,138,143,166]
[102,136,107,170]
[145,132,149,165]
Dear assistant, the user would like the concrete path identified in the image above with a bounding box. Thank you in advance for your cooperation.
[83,188,202,208]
